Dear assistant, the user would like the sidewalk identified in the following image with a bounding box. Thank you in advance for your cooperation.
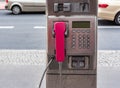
[0,1,6,10]
[0,50,119,88]
[0,50,119,66]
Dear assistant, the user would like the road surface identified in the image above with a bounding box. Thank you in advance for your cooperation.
[0,10,120,50]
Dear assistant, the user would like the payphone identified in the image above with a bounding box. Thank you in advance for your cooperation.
[46,0,97,88]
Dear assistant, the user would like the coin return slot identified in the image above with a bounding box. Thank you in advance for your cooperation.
[68,56,89,69]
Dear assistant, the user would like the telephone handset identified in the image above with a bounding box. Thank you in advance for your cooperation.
[52,22,68,38]
[53,22,66,62]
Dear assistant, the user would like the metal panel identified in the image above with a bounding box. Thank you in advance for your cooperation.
[47,16,97,73]
[46,75,96,88]
[46,0,98,16]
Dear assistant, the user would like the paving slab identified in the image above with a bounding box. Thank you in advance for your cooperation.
[0,50,119,88]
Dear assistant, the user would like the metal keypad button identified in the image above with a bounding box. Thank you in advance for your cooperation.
[72,38,76,41]
[82,30,85,33]
[71,34,76,49]
[86,30,90,33]
[72,46,75,48]
[72,35,76,38]
[79,46,82,49]
[72,30,76,33]
[87,35,90,38]
[77,30,80,33]
[72,42,76,45]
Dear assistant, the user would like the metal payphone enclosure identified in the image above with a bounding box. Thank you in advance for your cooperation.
[47,16,97,88]
[46,0,97,88]
[46,0,97,16]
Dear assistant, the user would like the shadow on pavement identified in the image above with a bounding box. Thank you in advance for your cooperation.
[22,11,45,14]
[11,11,46,15]
[1,10,46,16]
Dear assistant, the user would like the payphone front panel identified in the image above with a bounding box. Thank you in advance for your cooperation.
[47,16,97,74]
[47,0,97,16]
[46,16,97,88]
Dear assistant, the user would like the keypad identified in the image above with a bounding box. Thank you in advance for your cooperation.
[71,29,91,49]
[71,34,76,48]
[78,34,90,49]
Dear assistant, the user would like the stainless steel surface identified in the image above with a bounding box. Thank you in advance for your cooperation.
[46,75,96,88]
[47,16,97,88]
[46,0,97,87]
[48,16,96,55]
[46,0,97,16]
[47,16,97,72]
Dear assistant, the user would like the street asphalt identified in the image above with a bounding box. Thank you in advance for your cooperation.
[0,10,46,49]
[0,10,120,50]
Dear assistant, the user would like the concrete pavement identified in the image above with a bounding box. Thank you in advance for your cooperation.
[0,50,119,88]
[0,50,120,66]
[0,50,46,88]
[0,65,46,88]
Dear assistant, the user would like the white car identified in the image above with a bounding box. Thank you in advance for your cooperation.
[5,0,46,15]
[98,0,120,24]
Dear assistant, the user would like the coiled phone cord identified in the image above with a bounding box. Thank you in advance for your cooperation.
[38,56,54,88]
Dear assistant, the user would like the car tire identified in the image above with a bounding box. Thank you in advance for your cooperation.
[115,12,120,25]
[12,6,21,15]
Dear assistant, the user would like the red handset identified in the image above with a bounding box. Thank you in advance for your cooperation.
[54,22,66,62]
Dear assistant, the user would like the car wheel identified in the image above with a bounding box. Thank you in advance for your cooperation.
[12,6,21,15]
[115,12,120,25]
